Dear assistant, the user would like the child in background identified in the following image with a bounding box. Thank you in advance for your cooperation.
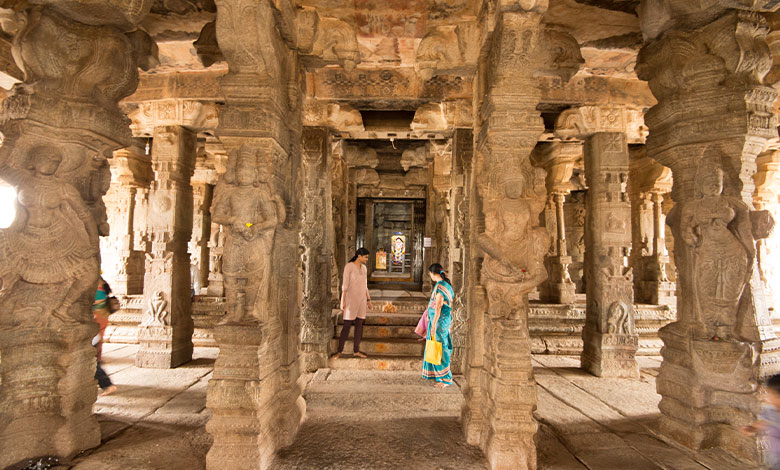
[741,374,780,469]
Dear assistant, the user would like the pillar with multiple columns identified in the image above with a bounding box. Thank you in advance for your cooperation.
[531,141,581,305]
[0,1,152,466]
[637,4,780,464]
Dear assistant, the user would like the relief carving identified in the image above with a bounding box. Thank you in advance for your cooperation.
[140,290,169,327]
[212,145,285,324]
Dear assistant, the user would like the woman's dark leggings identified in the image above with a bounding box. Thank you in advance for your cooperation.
[95,362,113,390]
[338,318,365,353]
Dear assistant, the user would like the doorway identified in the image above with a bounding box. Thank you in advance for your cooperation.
[356,197,426,290]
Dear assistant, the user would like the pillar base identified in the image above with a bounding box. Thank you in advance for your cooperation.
[581,327,639,378]
[0,324,101,468]
[136,326,193,368]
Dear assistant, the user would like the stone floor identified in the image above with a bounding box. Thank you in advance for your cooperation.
[66,344,762,470]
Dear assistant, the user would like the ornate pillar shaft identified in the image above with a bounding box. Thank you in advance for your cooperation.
[0,2,151,467]
[300,126,333,372]
[450,128,472,374]
[463,7,582,470]
[205,1,306,468]
[136,125,196,369]
[637,6,780,463]
[628,146,675,306]
[581,132,638,378]
[101,144,152,295]
[189,181,213,293]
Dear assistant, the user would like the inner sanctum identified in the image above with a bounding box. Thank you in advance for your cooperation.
[3,0,780,469]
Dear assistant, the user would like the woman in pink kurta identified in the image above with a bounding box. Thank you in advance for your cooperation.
[335,247,373,358]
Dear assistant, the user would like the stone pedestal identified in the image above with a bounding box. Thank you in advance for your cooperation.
[0,3,150,467]
[580,132,638,378]
[136,125,196,369]
[300,127,333,372]
[637,8,780,464]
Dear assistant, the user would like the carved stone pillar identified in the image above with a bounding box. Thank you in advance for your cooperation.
[637,6,780,464]
[531,141,581,305]
[190,147,216,295]
[629,146,675,306]
[205,1,306,469]
[136,125,196,369]
[463,7,582,470]
[555,106,642,378]
[0,2,152,467]
[101,143,153,295]
[300,127,333,372]
[755,149,780,317]
[206,140,228,296]
[583,132,638,378]
[450,128,472,374]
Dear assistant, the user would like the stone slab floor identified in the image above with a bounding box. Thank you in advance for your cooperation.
[64,344,761,470]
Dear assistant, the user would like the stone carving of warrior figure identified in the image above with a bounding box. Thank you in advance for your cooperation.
[212,146,285,324]
[680,162,751,339]
[477,175,550,321]
[0,145,100,324]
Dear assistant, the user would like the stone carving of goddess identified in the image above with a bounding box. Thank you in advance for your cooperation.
[477,188,550,321]
[212,146,285,324]
[0,145,99,324]
[680,163,751,339]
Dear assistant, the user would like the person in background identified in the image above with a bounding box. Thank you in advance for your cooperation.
[191,259,201,301]
[741,374,780,469]
[422,263,454,389]
[93,277,117,396]
[334,247,372,359]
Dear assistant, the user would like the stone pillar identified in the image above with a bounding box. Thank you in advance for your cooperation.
[629,146,675,306]
[300,127,333,372]
[449,128,472,374]
[0,2,151,467]
[101,143,153,295]
[555,106,643,378]
[330,139,348,299]
[205,1,317,468]
[206,140,229,296]
[754,149,780,316]
[191,147,217,295]
[136,125,196,369]
[637,6,780,464]
[583,132,638,378]
[531,141,581,304]
[463,8,582,470]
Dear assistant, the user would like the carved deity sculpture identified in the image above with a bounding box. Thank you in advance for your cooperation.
[477,175,550,321]
[212,146,285,324]
[0,145,99,324]
[141,290,168,327]
[606,301,631,335]
[681,163,751,339]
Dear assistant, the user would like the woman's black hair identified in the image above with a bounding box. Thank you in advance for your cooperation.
[428,263,451,287]
[349,247,370,263]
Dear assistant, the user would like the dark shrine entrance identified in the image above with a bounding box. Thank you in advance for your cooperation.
[356,197,426,290]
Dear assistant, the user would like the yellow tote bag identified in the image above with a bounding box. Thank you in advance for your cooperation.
[425,330,442,365]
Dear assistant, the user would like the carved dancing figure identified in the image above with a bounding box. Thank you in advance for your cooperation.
[0,145,100,323]
[680,162,751,339]
[212,146,285,324]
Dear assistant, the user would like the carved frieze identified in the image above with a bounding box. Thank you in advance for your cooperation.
[129,99,219,137]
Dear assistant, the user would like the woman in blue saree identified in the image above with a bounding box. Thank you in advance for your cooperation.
[422,263,455,388]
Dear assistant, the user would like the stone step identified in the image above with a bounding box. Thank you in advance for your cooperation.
[330,338,425,357]
[336,312,423,326]
[328,354,422,371]
[335,324,420,340]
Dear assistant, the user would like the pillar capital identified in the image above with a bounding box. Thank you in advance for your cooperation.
[629,146,672,195]
[531,141,583,194]
[111,143,153,188]
[554,105,647,143]
[129,99,220,137]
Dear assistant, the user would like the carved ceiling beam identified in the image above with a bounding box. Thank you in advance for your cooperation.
[123,70,225,104]
[302,99,364,132]
[26,0,153,29]
[297,8,361,72]
[128,98,219,137]
[554,105,647,143]
[414,23,479,81]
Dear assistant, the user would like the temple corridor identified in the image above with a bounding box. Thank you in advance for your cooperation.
[63,344,755,470]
